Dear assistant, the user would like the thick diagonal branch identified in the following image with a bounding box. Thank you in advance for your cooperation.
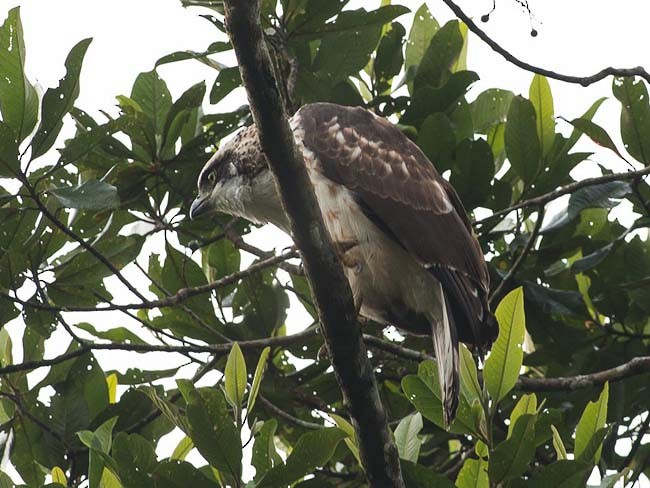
[222,1,404,486]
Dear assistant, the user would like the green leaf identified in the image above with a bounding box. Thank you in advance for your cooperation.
[405,3,439,73]
[247,346,270,413]
[574,382,609,463]
[171,436,194,461]
[488,413,537,483]
[106,373,117,404]
[177,380,242,482]
[529,75,555,157]
[452,22,469,73]
[456,458,488,488]
[568,118,625,159]
[75,322,146,345]
[161,81,206,157]
[76,416,117,453]
[505,95,541,184]
[155,41,231,67]
[0,329,12,369]
[224,342,247,415]
[112,433,157,488]
[205,236,241,281]
[256,428,347,488]
[524,460,589,488]
[484,287,526,403]
[542,181,630,232]
[414,20,463,90]
[0,7,38,143]
[132,69,172,134]
[296,5,409,38]
[316,10,386,82]
[374,22,405,93]
[31,38,92,160]
[471,88,514,134]
[576,427,608,465]
[138,386,188,432]
[59,117,128,165]
[401,460,455,488]
[161,245,217,327]
[402,361,473,434]
[209,67,241,105]
[449,138,495,209]
[416,112,455,171]
[612,76,650,163]
[99,468,122,488]
[562,97,607,154]
[330,414,361,465]
[550,424,568,460]
[50,179,119,210]
[51,467,66,486]
[401,70,478,126]
[54,235,143,285]
[110,366,181,385]
[459,344,481,405]
[0,121,19,177]
[508,393,537,438]
[394,413,423,462]
[152,460,219,488]
[77,417,118,488]
[252,419,280,480]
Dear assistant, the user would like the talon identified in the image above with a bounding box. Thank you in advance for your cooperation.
[317,343,330,362]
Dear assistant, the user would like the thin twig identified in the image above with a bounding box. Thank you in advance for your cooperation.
[0,328,318,376]
[441,0,650,86]
[489,205,545,306]
[620,413,650,471]
[225,227,303,276]
[3,250,298,313]
[257,394,324,430]
[20,173,148,302]
[475,166,650,228]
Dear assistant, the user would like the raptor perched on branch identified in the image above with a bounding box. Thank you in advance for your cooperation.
[191,102,498,424]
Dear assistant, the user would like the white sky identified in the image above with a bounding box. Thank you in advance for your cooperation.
[2,0,650,485]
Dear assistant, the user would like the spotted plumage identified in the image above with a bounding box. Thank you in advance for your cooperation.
[191,102,498,425]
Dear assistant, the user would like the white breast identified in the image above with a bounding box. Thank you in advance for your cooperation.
[292,127,445,328]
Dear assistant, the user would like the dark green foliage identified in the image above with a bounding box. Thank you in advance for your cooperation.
[0,2,648,487]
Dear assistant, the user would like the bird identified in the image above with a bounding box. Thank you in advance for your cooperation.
[190,102,498,425]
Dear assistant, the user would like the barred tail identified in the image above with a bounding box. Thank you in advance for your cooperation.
[431,286,460,428]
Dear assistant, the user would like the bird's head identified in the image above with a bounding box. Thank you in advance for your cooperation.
[189,125,287,228]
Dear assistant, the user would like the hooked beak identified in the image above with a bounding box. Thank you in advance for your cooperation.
[190,195,210,220]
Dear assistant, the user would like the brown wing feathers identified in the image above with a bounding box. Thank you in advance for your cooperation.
[298,103,497,352]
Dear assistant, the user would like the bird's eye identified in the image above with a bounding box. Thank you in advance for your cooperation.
[207,171,216,184]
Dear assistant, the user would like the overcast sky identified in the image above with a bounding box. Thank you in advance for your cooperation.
[2,0,649,484]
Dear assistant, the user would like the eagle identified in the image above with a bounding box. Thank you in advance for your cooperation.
[190,102,497,424]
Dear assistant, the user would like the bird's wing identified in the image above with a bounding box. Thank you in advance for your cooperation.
[295,103,497,351]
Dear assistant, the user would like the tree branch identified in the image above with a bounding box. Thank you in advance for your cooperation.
[475,166,650,228]
[489,205,545,306]
[441,0,650,86]
[257,394,324,430]
[224,227,303,276]
[222,1,404,486]
[516,356,650,391]
[0,328,318,376]
[20,174,148,303]
[364,338,650,392]
[2,249,297,312]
